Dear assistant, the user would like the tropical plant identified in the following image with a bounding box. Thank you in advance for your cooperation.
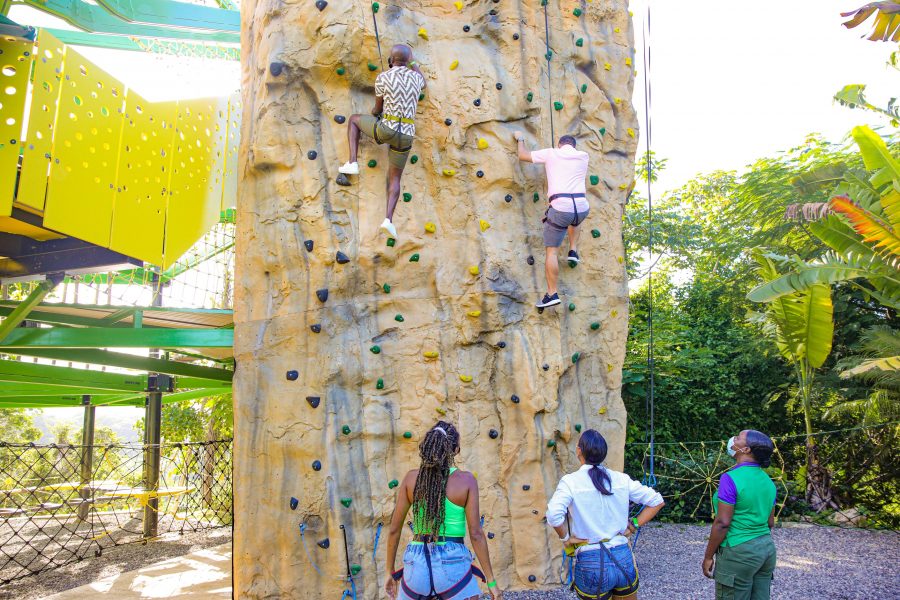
[828,325,900,424]
[841,2,900,42]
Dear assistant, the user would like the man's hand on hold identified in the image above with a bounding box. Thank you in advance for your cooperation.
[514,131,524,142]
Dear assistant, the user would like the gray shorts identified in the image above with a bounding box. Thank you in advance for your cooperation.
[543,206,590,247]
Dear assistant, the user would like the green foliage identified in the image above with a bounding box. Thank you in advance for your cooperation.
[0,409,41,443]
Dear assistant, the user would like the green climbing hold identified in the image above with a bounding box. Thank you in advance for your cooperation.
[336,66,345,75]
[386,238,395,247]
[409,253,420,262]
[368,62,378,71]
[590,322,601,330]
[581,84,587,93]
[368,159,377,168]
[372,1,379,12]
[599,127,606,136]
[541,0,547,6]
[572,352,581,363]
[419,92,425,101]
[526,92,534,102]
[377,378,384,389]
[576,38,584,47]
[403,431,413,439]
[545,51,553,61]
[547,439,557,448]
[533,192,540,202]
[395,314,404,322]
[554,101,563,111]
[351,564,362,576]
[573,8,583,16]
[590,175,600,185]
[568,302,576,312]
[403,192,412,202]
[370,345,381,354]
[383,283,391,293]
[591,229,601,238]
[388,479,399,489]
[340,497,352,508]
[575,423,582,433]
[410,155,419,164]
[342,425,352,435]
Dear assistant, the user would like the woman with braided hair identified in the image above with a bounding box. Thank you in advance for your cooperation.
[384,421,500,600]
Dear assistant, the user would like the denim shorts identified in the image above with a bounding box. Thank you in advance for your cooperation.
[572,544,639,600]
[398,542,481,600]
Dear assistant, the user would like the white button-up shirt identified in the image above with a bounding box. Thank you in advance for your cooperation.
[546,464,664,547]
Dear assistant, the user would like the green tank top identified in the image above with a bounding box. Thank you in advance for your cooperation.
[413,467,467,538]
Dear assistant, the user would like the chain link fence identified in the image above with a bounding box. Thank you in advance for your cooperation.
[0,439,232,584]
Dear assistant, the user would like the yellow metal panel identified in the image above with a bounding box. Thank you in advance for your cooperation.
[17,30,66,214]
[162,96,229,267]
[222,92,241,212]
[0,37,34,217]
[0,216,64,241]
[43,45,125,247]
[109,89,177,265]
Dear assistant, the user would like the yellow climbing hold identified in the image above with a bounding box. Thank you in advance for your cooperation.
[454,1,463,10]
[425,222,436,233]
[479,219,491,232]
[598,407,608,415]
[459,375,473,383]
[467,310,482,317]
[418,28,429,40]
[617,256,624,264]
[611,310,618,317]
[424,350,439,359]
[436,407,447,415]
[450,60,459,71]
[627,128,635,138]
[614,97,622,104]
[619,183,630,190]
[625,57,632,66]
[477,138,489,150]
[604,62,612,71]
[614,27,621,33]
[607,364,614,373]
[442,168,456,176]
[469,265,480,276]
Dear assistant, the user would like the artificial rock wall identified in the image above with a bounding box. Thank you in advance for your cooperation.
[235,0,638,597]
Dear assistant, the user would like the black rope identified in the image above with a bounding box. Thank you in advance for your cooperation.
[372,2,384,71]
[542,0,555,143]
[642,2,656,485]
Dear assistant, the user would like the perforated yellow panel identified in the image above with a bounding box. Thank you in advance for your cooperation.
[0,36,33,217]
[162,96,229,267]
[43,45,125,247]
[109,90,177,265]
[17,31,66,213]
[222,93,241,211]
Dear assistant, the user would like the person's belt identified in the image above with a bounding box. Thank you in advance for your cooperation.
[382,114,415,125]
[548,192,586,202]
[412,535,465,544]
[572,537,627,556]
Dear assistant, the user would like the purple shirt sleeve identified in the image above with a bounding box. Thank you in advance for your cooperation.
[718,473,737,505]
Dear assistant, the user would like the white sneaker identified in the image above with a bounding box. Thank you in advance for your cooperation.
[380,218,397,239]
[338,162,359,175]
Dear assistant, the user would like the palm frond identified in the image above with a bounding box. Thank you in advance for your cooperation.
[842,3,900,42]
[830,195,900,263]
[842,355,900,377]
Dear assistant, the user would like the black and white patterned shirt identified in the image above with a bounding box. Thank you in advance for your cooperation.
[375,66,426,137]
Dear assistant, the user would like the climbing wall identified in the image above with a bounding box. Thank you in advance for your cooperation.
[235,0,638,596]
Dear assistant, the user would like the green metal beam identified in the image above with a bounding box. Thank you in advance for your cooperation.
[0,383,130,397]
[99,307,138,325]
[0,394,143,407]
[0,327,233,349]
[0,360,149,392]
[93,0,239,34]
[174,375,233,390]
[0,279,57,342]
[0,306,123,329]
[42,27,239,60]
[5,348,233,382]
[162,387,231,405]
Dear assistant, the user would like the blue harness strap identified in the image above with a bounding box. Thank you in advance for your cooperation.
[391,542,486,600]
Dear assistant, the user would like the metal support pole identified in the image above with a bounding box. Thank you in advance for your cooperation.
[0,274,61,342]
[77,396,95,521]
[142,379,164,539]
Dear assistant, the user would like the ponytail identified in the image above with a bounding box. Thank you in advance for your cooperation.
[578,429,613,496]
[412,421,460,536]
[746,430,774,468]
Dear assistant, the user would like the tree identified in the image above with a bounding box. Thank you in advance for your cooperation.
[0,409,41,443]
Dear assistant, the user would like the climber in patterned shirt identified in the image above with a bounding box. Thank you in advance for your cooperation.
[338,44,426,240]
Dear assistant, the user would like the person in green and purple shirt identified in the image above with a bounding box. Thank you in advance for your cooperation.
[703,430,777,600]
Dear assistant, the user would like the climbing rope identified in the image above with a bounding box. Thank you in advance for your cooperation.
[541,0,556,143]
[299,523,323,576]
[559,548,575,586]
[372,521,383,564]
[371,2,385,71]
[340,525,357,600]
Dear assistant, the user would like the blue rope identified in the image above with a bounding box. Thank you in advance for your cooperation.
[340,578,357,600]
[559,549,574,586]
[299,523,322,576]
[373,522,383,564]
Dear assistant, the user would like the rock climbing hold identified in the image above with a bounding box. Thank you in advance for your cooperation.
[425,222,436,233]
[304,240,314,252]
[590,322,601,330]
[580,84,587,93]
[467,310,482,317]
[625,57,633,67]
[545,51,553,61]
[335,251,350,264]
[342,425,352,435]
[607,364,614,373]
[317,538,329,548]
[436,407,447,415]
[313,460,322,471]
[477,138,489,150]
[553,101,563,110]
[445,118,452,126]
[611,309,618,317]
[474,98,481,107]
[403,431,413,439]
[336,67,345,76]
[367,159,377,168]
[442,169,456,176]
[372,1,379,12]
[572,352,581,363]
[513,33,520,40]
[488,532,495,539]
[469,265,479,276]
[591,229,601,238]
[336,173,351,186]
[450,60,459,70]
[576,38,584,47]
[479,219,491,232]
[334,115,346,124]
[351,565,362,576]
[311,324,322,333]
[316,289,328,303]
[286,370,299,381]
[307,150,318,160]
[526,256,535,265]
[306,396,321,409]
[496,82,503,90]
[604,62,612,71]
[459,375,472,383]
[489,8,498,15]
[598,406,608,415]
[590,175,600,185]
[423,351,439,359]
[614,26,621,33]
[476,170,484,178]
[511,394,520,403]
[376,378,385,389]
[454,1,463,9]
[497,341,506,348]
[573,7,582,16]
[418,28,428,40]
[504,194,513,203]
[489,429,499,439]
[410,155,419,164]
[316,0,327,11]
[368,62,378,72]
[269,62,284,76]
[290,497,299,510]
[340,498,352,508]
[409,253,420,262]
[568,302,576,311]
[526,91,533,102]
[523,485,531,491]
[394,314,404,322]
[386,238,395,247]
[529,575,537,583]
[388,479,399,489]
[463,25,471,32]
[627,127,635,138]
[533,192,540,203]
[419,92,425,101]
[575,423,582,433]
[547,440,557,448]
[542,363,550,371]
[403,192,412,202]
[370,345,381,354]
[599,127,606,136]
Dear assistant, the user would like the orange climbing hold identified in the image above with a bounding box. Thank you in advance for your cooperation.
[479,219,491,232]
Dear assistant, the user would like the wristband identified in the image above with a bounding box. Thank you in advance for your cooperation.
[631,517,640,529]
[559,533,570,543]
[487,580,497,588]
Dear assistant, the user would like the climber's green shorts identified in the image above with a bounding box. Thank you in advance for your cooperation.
[358,115,414,169]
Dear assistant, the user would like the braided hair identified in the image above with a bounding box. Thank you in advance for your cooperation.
[412,421,460,537]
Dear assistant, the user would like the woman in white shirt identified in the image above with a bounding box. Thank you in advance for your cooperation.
[546,430,665,600]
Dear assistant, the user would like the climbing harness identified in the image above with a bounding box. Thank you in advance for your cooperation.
[390,536,486,600]
[541,0,556,142]
[371,2,384,70]
[340,525,357,600]
[299,523,323,576]
[568,540,637,600]
[548,192,587,226]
